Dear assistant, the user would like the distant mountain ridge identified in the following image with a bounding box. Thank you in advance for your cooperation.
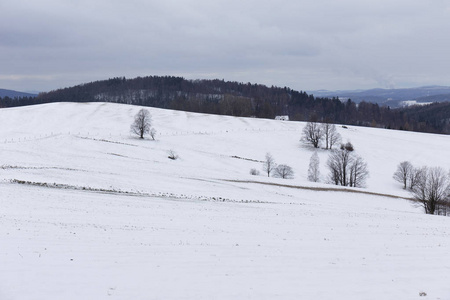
[309,86,450,107]
[0,88,37,98]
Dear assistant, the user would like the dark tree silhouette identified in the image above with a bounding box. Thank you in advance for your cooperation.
[131,109,152,139]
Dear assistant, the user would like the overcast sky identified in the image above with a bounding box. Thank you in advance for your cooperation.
[1,0,450,93]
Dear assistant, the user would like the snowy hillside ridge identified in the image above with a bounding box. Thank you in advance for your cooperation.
[16,76,450,134]
[1,102,448,196]
[400,100,433,107]
[1,102,450,300]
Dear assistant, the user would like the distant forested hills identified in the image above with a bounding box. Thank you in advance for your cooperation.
[1,76,449,134]
[0,88,37,98]
[310,86,450,108]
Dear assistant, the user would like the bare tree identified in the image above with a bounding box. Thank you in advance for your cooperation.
[409,166,426,190]
[131,109,153,139]
[393,161,413,189]
[329,125,341,150]
[307,152,320,182]
[322,123,341,150]
[327,147,368,187]
[411,166,450,215]
[348,155,369,188]
[327,148,352,186]
[274,164,294,179]
[263,153,276,177]
[302,122,323,148]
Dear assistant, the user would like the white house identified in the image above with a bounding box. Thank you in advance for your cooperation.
[275,115,289,121]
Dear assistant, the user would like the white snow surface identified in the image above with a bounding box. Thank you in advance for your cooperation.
[0,102,449,300]
[399,100,433,107]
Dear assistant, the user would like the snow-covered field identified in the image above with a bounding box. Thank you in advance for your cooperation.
[1,102,449,299]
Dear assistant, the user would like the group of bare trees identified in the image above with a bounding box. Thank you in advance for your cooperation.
[261,153,294,179]
[394,161,450,215]
[302,121,341,149]
[326,143,369,188]
[302,120,369,187]
[393,161,425,190]
[261,137,369,188]
[130,109,449,217]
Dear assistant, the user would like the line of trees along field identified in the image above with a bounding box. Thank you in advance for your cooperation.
[1,76,449,134]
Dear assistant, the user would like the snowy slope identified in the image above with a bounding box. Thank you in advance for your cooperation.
[0,102,449,300]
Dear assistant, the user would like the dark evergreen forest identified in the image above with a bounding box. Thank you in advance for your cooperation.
[1,76,449,134]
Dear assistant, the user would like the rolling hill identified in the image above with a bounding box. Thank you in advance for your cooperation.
[3,76,450,134]
[0,102,449,299]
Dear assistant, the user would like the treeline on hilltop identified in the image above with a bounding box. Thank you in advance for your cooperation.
[0,75,449,134]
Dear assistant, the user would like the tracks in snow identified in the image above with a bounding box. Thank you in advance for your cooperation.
[6,179,269,204]
[222,179,415,201]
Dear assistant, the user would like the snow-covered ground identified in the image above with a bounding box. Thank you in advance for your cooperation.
[0,102,449,299]
[399,100,433,107]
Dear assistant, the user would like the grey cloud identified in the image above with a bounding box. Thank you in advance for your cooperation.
[1,0,450,91]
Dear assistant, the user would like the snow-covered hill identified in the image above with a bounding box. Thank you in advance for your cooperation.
[1,102,449,299]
